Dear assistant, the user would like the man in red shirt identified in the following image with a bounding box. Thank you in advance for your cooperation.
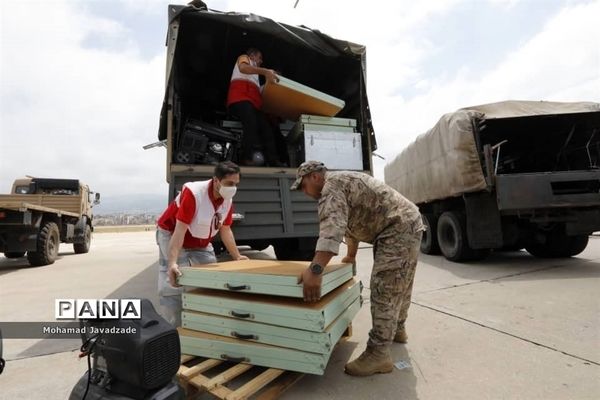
[227,48,285,167]
[156,161,248,326]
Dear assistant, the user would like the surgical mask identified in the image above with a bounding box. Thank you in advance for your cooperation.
[219,185,237,200]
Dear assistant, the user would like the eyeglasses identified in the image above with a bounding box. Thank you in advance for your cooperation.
[212,213,222,230]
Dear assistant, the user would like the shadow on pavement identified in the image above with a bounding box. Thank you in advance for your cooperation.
[0,257,47,276]
[17,261,159,359]
[419,250,599,282]
[0,250,84,276]
[17,246,276,359]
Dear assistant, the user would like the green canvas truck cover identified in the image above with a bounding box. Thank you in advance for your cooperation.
[384,100,600,205]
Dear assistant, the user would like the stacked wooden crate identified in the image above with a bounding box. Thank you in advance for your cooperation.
[177,260,361,375]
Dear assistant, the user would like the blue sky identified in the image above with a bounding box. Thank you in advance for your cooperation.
[1,0,598,200]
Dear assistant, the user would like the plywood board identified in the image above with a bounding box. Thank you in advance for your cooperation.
[182,298,361,352]
[183,279,361,332]
[179,298,361,375]
[261,76,345,120]
[179,260,354,298]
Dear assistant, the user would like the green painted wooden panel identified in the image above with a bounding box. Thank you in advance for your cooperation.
[304,123,355,132]
[179,298,361,375]
[179,261,352,286]
[300,115,357,127]
[183,279,361,331]
[179,263,353,298]
[182,297,361,353]
[277,76,345,109]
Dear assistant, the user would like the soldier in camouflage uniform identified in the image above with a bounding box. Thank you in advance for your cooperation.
[291,160,424,377]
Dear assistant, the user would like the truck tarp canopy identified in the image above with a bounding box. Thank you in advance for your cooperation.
[384,100,600,205]
[158,4,376,151]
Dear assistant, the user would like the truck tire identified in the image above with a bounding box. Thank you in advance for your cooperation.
[526,234,589,258]
[565,235,589,256]
[436,211,489,262]
[27,221,60,266]
[273,239,297,260]
[273,238,316,261]
[247,240,270,252]
[73,225,91,254]
[420,214,441,255]
[4,252,25,259]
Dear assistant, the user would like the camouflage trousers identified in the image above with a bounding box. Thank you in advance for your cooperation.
[367,222,422,348]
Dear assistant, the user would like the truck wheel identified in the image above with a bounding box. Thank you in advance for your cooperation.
[4,252,25,259]
[437,211,473,262]
[247,240,270,252]
[564,235,589,256]
[420,214,441,255]
[273,239,297,260]
[27,221,60,266]
[73,225,91,254]
[273,238,315,261]
[526,234,589,258]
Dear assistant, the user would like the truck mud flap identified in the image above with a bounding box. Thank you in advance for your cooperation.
[464,192,503,249]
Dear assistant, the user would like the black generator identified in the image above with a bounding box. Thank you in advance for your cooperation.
[174,119,240,165]
[69,299,184,400]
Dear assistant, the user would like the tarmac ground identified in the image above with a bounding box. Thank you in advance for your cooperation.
[0,230,598,400]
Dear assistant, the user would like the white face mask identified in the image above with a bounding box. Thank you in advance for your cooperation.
[219,185,237,200]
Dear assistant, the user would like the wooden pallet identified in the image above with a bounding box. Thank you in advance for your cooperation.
[177,324,353,400]
[178,355,304,400]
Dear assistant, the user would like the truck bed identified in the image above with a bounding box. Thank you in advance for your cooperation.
[0,194,82,217]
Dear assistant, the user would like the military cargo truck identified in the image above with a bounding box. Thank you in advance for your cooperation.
[0,177,100,266]
[385,101,600,261]
[155,4,376,260]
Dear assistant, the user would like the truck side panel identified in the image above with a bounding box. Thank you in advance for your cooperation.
[495,171,600,211]
[170,171,319,241]
[0,194,83,216]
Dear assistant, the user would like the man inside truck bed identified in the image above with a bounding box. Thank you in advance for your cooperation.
[156,161,248,326]
[226,47,286,167]
[292,161,425,377]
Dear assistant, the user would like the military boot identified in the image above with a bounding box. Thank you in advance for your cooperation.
[394,328,408,343]
[344,346,393,376]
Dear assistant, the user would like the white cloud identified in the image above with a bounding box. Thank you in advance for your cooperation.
[370,0,600,179]
[1,0,598,199]
[0,1,167,195]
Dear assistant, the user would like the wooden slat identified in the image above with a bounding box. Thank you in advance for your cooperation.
[203,363,253,390]
[255,372,304,400]
[181,354,195,364]
[226,368,285,400]
[180,358,223,380]
[189,372,233,399]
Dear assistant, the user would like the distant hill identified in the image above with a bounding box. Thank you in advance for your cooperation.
[94,193,168,215]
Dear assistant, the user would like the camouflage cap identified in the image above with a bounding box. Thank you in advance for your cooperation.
[290,160,327,190]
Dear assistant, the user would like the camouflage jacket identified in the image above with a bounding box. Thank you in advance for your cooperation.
[316,171,423,254]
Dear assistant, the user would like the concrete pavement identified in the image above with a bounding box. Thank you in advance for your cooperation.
[0,231,598,399]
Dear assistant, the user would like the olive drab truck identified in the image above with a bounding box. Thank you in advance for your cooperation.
[0,177,100,266]
[385,101,600,262]
[153,4,376,260]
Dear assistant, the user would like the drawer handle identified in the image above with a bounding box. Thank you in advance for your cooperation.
[231,331,258,340]
[230,311,253,319]
[224,283,250,291]
[221,354,249,363]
